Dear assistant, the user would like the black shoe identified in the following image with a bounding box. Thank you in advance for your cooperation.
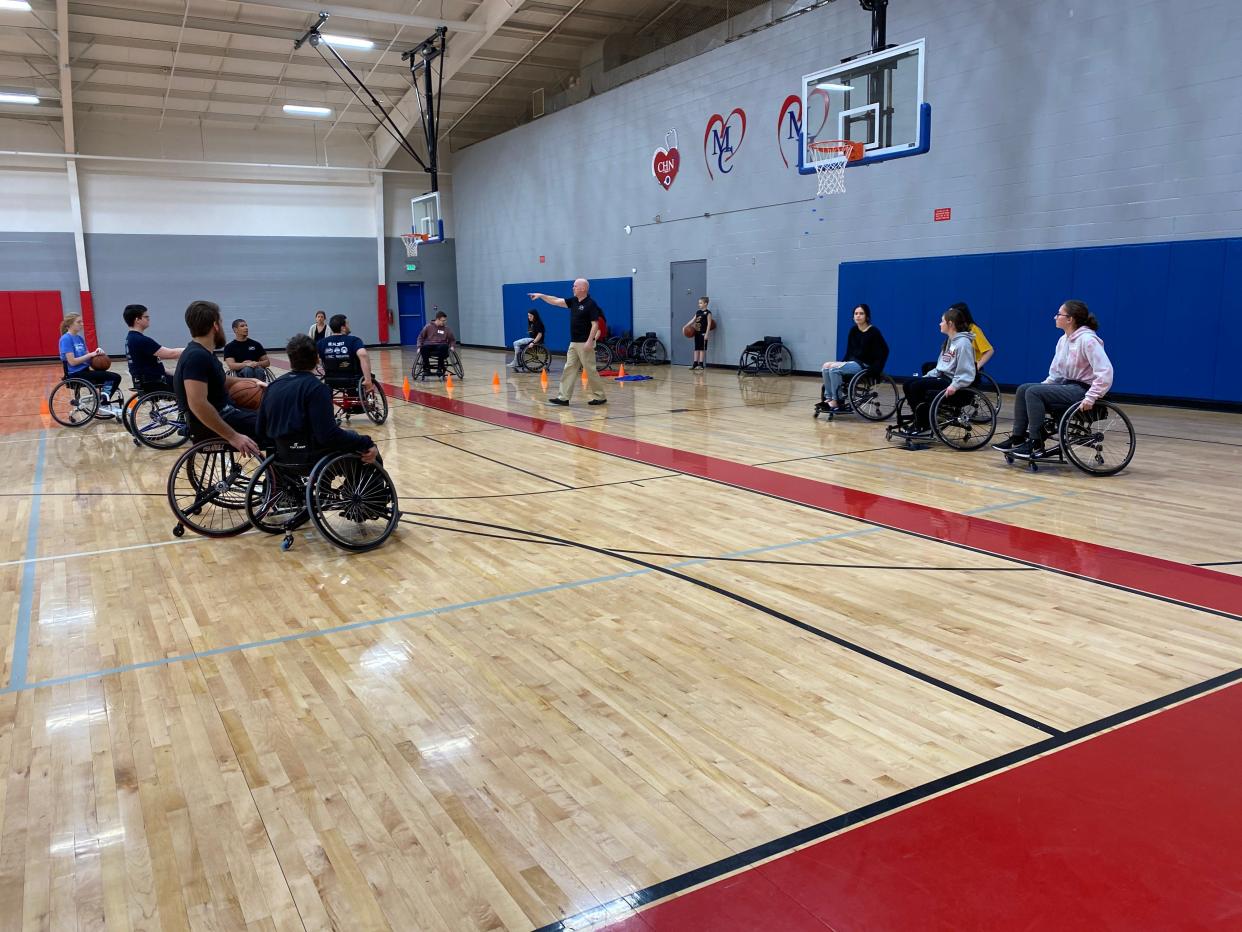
[548,397,569,406]
[992,434,1026,452]
[1010,440,1044,458]
[588,398,607,406]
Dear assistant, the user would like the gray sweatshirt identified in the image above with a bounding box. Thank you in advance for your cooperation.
[932,331,977,389]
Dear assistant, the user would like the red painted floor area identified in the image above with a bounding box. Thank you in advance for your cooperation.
[394,385,1242,619]
[603,683,1242,931]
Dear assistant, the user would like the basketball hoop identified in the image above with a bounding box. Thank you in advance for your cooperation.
[808,140,863,196]
[400,232,428,257]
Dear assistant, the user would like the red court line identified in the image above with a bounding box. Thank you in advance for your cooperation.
[392,385,1242,618]
[601,681,1242,931]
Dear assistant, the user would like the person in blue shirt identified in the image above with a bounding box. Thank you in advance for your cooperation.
[58,314,122,417]
[124,304,181,391]
[316,314,374,392]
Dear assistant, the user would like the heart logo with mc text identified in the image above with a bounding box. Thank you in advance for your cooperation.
[703,107,747,180]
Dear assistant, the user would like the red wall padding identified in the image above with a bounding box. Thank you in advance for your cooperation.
[0,291,65,359]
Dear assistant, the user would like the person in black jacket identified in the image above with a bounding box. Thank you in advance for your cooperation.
[256,334,378,464]
[509,309,546,368]
[818,303,889,411]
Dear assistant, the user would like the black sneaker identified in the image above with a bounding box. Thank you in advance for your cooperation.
[1009,440,1044,458]
[548,397,569,406]
[992,434,1026,453]
[588,398,607,406]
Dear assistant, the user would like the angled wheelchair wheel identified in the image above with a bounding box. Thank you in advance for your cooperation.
[1059,401,1135,476]
[638,336,667,365]
[246,455,309,535]
[524,344,550,371]
[306,453,399,553]
[931,387,997,451]
[121,393,141,436]
[48,378,100,428]
[764,343,793,376]
[973,371,1002,421]
[849,371,900,421]
[167,439,259,537]
[447,349,465,379]
[594,342,612,372]
[130,391,189,449]
[255,367,277,384]
[737,349,764,375]
[360,379,388,424]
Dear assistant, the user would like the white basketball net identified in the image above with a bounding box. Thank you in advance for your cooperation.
[400,233,422,257]
[812,151,849,197]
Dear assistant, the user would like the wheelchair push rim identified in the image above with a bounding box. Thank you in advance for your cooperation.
[167,439,259,537]
[130,392,189,449]
[931,387,997,450]
[849,371,900,421]
[48,378,101,428]
[1059,401,1136,476]
[361,379,388,424]
[306,452,399,552]
[246,455,310,534]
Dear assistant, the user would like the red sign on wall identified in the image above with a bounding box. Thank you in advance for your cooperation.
[934,207,952,222]
[539,256,546,263]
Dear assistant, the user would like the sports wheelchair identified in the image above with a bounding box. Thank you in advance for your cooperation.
[1001,399,1135,476]
[47,362,124,429]
[738,336,793,376]
[324,374,388,426]
[814,367,899,422]
[514,343,550,372]
[245,442,400,552]
[885,383,998,451]
[120,377,189,450]
[604,331,668,367]
[168,437,266,538]
[411,348,464,381]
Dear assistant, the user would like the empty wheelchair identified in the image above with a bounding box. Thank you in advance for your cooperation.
[885,383,997,451]
[814,367,900,422]
[515,343,550,372]
[47,362,123,428]
[738,336,793,376]
[1001,399,1135,475]
[325,375,387,426]
[168,438,265,537]
[411,348,464,381]
[246,443,400,553]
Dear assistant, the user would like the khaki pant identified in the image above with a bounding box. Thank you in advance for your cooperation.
[556,341,608,402]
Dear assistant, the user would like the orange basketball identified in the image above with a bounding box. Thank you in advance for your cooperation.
[682,322,696,338]
[706,317,716,333]
[228,379,265,410]
[90,353,112,371]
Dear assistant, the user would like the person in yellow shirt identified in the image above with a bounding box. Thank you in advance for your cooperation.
[952,302,994,368]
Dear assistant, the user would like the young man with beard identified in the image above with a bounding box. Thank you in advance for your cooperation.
[173,299,263,456]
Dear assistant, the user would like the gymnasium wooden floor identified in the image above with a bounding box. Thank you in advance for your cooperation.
[3,345,1241,930]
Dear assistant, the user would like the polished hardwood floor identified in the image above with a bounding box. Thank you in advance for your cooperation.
[2,346,1241,930]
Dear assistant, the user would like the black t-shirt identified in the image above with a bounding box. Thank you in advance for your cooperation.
[255,370,371,457]
[317,333,365,379]
[223,339,266,364]
[693,308,712,333]
[126,330,165,382]
[174,341,227,435]
[565,295,603,343]
[528,319,546,340]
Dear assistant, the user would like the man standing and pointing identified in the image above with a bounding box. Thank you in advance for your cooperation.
[529,278,608,407]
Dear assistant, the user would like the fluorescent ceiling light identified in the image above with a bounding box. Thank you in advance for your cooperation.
[283,104,332,116]
[0,92,40,105]
[0,0,34,11]
[321,33,374,50]
[819,83,852,92]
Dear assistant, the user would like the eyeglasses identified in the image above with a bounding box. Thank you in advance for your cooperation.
[1055,312,1071,318]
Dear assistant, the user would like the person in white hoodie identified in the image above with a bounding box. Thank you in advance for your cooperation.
[993,299,1114,458]
[899,305,977,435]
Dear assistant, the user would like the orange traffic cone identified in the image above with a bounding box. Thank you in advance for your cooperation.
[617,364,626,378]
[402,377,410,401]
[445,374,454,391]
[540,369,549,389]
[581,368,588,387]
[491,370,500,387]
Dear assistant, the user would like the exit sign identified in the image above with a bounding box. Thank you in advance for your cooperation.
[934,207,952,222]
[405,263,417,271]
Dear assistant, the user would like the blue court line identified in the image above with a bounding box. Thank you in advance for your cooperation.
[2,498,1043,696]
[8,430,46,691]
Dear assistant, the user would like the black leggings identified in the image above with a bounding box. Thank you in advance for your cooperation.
[80,369,122,399]
[904,375,949,427]
[420,344,449,374]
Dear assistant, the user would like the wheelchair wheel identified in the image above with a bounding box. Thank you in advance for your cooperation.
[246,456,309,534]
[306,452,399,553]
[973,371,1002,421]
[524,344,550,371]
[848,371,899,421]
[931,387,997,451]
[167,439,259,537]
[594,342,612,371]
[360,379,388,424]
[48,378,101,427]
[1059,401,1135,476]
[737,349,764,375]
[638,336,667,365]
[130,391,189,450]
[764,343,793,376]
[121,393,140,436]
[447,350,465,379]
[255,367,276,384]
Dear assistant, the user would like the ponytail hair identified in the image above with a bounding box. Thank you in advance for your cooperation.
[60,314,81,335]
[1061,299,1099,331]
[947,302,975,329]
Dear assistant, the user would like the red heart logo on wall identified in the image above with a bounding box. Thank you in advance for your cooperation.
[703,107,747,180]
[652,146,680,190]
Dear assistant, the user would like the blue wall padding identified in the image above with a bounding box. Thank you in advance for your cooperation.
[501,278,633,353]
[838,237,1240,402]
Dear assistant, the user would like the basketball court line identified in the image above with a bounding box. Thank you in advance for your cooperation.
[386,382,1242,620]
[8,430,46,691]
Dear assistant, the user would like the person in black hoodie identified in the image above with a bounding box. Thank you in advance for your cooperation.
[509,309,546,368]
[817,303,889,412]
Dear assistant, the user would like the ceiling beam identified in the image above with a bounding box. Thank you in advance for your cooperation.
[232,0,486,35]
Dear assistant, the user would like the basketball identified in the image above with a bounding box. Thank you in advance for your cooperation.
[682,322,696,338]
[90,353,111,371]
[707,317,716,333]
[228,379,265,410]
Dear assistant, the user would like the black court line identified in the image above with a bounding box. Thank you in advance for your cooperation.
[755,445,897,466]
[407,511,1061,738]
[533,665,1242,932]
[422,435,575,489]
[405,474,676,501]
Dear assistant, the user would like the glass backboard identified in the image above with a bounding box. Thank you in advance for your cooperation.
[410,191,445,243]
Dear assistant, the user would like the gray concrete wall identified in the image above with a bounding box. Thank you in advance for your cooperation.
[451,0,1242,369]
[0,232,83,318]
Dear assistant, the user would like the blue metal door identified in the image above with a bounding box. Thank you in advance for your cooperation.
[397,282,425,346]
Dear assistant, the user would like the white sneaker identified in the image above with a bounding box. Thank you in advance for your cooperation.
[507,361,517,367]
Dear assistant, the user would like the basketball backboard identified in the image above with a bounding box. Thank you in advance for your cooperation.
[410,191,445,243]
[798,38,929,174]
